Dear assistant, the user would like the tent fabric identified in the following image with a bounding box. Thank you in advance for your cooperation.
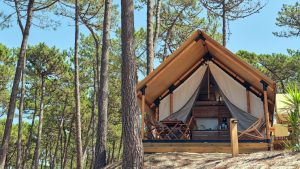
[219,89,258,131]
[159,61,263,131]
[159,64,207,121]
[276,94,289,123]
[162,87,200,123]
[274,124,289,137]
[208,62,264,120]
[137,30,276,119]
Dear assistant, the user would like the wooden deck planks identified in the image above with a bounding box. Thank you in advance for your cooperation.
[143,142,268,153]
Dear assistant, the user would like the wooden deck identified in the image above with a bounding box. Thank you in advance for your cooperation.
[143,140,269,154]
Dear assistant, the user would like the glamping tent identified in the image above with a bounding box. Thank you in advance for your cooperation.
[137,30,276,153]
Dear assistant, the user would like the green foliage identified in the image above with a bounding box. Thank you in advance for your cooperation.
[237,50,300,93]
[0,44,16,115]
[157,0,221,59]
[274,2,300,38]
[282,84,300,147]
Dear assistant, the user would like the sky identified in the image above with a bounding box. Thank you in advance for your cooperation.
[0,0,299,55]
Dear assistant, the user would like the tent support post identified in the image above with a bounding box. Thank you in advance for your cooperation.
[245,82,251,114]
[169,85,175,114]
[230,118,239,157]
[155,107,159,122]
[170,94,173,114]
[246,90,251,113]
[154,98,160,122]
[141,86,146,139]
[261,80,271,150]
[208,67,210,100]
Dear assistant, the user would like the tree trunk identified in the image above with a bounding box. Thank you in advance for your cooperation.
[74,0,83,168]
[0,1,34,168]
[94,0,112,168]
[22,86,38,169]
[89,57,97,169]
[222,0,226,47]
[62,116,74,169]
[82,107,94,163]
[146,0,154,75]
[121,0,144,168]
[32,77,45,169]
[50,97,67,169]
[153,0,161,49]
[117,131,123,160]
[16,56,26,169]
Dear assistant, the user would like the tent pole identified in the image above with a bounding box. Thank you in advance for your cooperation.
[169,85,175,115]
[246,90,251,113]
[261,81,271,150]
[155,107,159,122]
[170,93,173,114]
[141,87,146,139]
[154,98,160,122]
[208,67,210,100]
[245,82,251,114]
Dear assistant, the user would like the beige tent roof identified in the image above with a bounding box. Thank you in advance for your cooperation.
[137,30,276,115]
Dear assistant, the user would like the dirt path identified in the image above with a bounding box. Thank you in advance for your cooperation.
[144,151,300,169]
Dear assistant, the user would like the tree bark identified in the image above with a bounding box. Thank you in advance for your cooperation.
[74,0,83,168]
[222,0,226,47]
[146,0,154,75]
[121,0,144,168]
[32,77,45,169]
[94,0,112,168]
[153,0,161,49]
[62,115,74,169]
[0,1,34,168]
[16,56,26,169]
[89,57,98,169]
[22,86,38,169]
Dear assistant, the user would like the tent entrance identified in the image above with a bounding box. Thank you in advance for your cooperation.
[155,62,266,141]
[191,68,232,140]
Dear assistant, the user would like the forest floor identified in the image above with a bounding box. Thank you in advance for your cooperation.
[106,151,300,169]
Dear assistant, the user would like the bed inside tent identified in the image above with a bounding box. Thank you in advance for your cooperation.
[137,30,276,153]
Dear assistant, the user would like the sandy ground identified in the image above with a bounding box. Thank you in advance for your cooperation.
[106,151,300,169]
[144,151,300,169]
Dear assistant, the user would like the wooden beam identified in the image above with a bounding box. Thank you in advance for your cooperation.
[261,80,271,150]
[208,67,210,100]
[246,89,251,114]
[230,118,239,157]
[141,87,146,139]
[170,93,173,114]
[143,142,268,153]
[155,107,159,122]
[263,91,271,148]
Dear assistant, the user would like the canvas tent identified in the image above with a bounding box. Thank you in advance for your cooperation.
[137,30,276,141]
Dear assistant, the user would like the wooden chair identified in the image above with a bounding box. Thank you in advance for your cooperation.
[177,116,195,140]
[238,118,265,140]
[144,116,177,140]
